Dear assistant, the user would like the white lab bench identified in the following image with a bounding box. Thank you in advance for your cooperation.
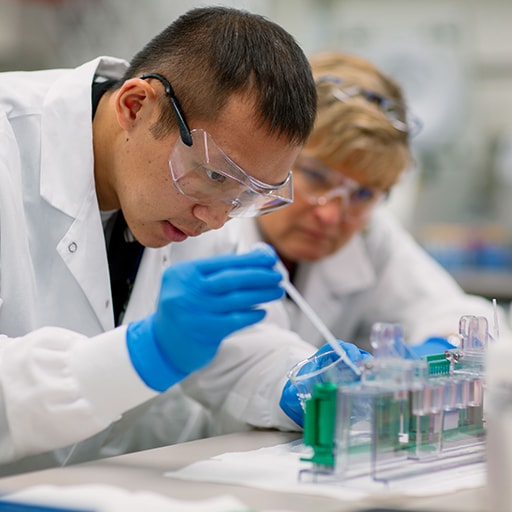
[0,431,491,511]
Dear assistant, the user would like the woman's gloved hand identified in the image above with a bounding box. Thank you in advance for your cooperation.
[280,340,371,428]
[126,247,284,391]
[409,336,456,358]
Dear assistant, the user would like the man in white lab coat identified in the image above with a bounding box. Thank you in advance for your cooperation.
[0,6,321,474]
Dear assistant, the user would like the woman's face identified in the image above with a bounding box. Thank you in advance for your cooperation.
[257,153,387,264]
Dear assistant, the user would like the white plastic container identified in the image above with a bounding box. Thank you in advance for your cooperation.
[486,338,512,512]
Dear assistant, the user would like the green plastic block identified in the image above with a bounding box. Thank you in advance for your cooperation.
[301,381,337,468]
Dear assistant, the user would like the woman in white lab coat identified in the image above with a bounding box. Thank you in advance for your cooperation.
[236,52,508,356]
[0,8,319,475]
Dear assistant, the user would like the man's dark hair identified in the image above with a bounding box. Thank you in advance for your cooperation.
[121,6,316,145]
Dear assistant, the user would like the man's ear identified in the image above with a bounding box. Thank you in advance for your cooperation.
[114,77,158,131]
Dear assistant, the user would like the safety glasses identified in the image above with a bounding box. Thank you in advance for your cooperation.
[139,73,293,218]
[169,129,293,217]
[294,157,387,220]
[316,75,423,138]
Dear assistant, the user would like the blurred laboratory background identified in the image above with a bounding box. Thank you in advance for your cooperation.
[2,0,512,300]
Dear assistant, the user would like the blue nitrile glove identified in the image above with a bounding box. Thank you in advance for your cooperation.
[280,340,372,428]
[409,336,456,358]
[126,248,284,392]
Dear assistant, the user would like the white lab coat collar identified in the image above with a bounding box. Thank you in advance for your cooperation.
[303,232,377,297]
[40,57,127,218]
[291,229,376,342]
[39,57,129,331]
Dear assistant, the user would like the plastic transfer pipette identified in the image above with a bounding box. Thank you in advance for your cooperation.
[274,258,362,377]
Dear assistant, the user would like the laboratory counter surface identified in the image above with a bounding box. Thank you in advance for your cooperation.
[0,431,490,512]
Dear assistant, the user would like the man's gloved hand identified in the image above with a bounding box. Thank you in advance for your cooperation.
[280,340,372,428]
[126,247,284,391]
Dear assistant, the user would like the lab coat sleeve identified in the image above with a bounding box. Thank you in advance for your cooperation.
[181,322,317,434]
[0,326,157,464]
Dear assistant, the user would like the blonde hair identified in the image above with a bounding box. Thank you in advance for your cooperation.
[306,52,413,190]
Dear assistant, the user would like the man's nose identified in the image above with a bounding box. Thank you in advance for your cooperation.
[192,203,232,230]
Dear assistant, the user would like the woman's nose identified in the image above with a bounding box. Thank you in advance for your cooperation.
[192,203,232,230]
[313,196,346,224]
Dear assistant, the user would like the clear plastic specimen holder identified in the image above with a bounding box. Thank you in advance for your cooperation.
[292,316,489,485]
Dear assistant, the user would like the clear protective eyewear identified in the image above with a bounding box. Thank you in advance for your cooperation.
[316,75,423,138]
[294,158,387,220]
[169,129,293,217]
[139,73,293,218]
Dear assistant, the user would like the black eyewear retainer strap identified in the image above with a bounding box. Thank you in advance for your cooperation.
[139,73,193,147]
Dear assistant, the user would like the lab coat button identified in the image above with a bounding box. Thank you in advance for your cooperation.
[68,242,77,253]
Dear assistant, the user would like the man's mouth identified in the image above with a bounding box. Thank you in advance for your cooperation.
[162,221,189,242]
